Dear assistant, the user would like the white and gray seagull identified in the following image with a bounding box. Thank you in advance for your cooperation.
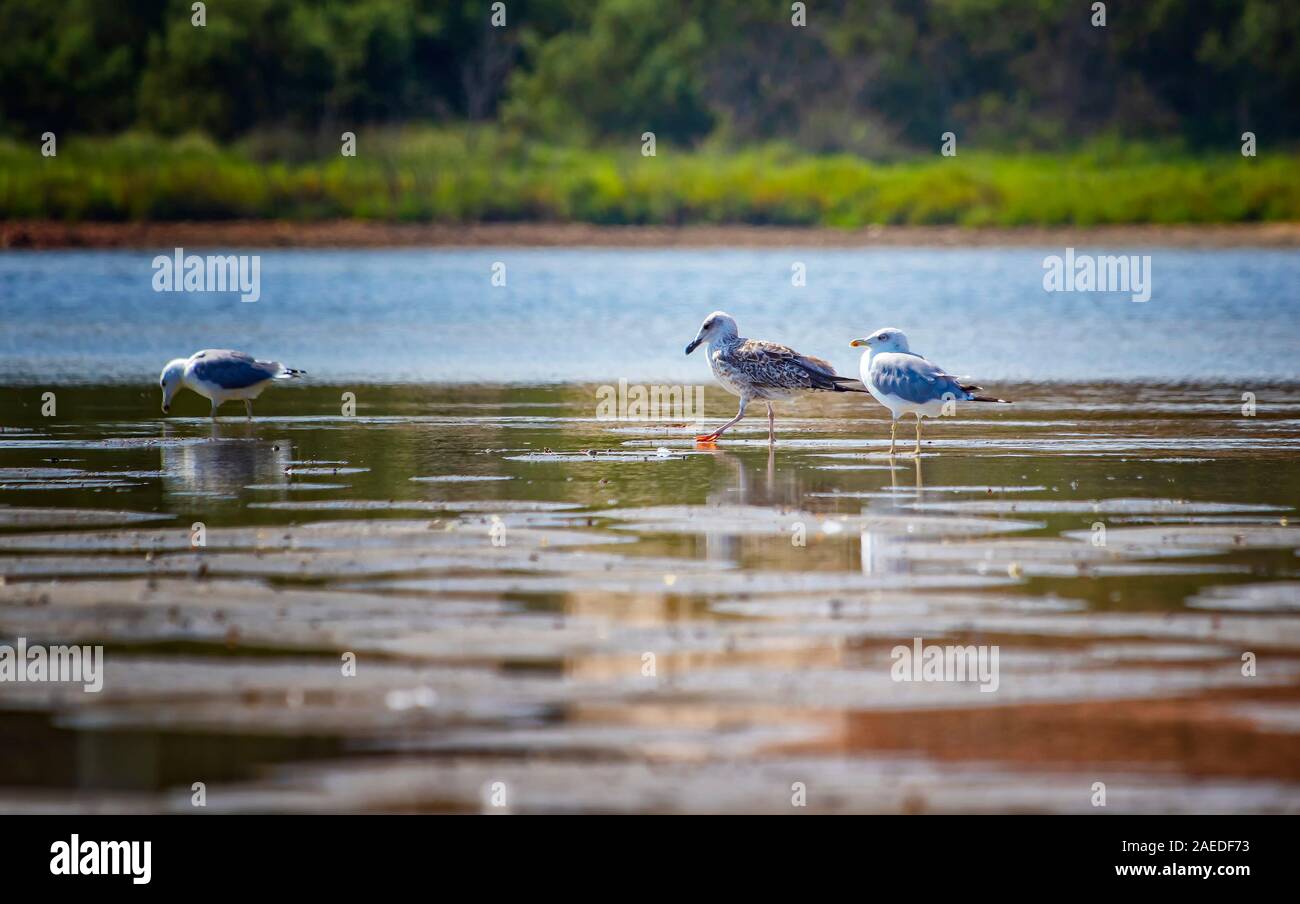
[685,311,865,444]
[159,349,305,419]
[850,328,1007,455]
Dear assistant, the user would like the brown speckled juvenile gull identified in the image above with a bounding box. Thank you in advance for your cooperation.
[684,311,865,444]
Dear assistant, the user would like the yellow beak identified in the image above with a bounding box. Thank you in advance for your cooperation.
[849,338,868,347]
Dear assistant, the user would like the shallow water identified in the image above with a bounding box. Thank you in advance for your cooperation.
[2,247,1299,383]
[1,381,1298,813]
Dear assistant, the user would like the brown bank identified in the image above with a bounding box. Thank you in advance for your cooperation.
[5,220,1300,250]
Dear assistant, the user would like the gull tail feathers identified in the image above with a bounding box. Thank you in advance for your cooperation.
[959,381,1008,403]
[788,353,866,393]
[827,376,869,393]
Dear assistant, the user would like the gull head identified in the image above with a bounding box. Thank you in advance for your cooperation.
[685,311,738,355]
[159,358,187,413]
[850,328,910,354]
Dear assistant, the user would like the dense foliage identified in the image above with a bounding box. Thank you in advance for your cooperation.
[4,128,1296,225]
[2,0,1297,153]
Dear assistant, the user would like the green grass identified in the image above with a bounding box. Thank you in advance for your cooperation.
[3,127,1297,226]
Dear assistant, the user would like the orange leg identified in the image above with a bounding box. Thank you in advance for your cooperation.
[696,398,748,443]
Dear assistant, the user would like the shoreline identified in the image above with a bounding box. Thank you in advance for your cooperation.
[5,220,1300,250]
[3,378,1298,390]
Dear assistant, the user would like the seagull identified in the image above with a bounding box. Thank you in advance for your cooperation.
[159,350,305,419]
[850,328,1007,455]
[685,311,865,444]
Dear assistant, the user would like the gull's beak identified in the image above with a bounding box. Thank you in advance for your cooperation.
[685,337,702,355]
[850,338,870,348]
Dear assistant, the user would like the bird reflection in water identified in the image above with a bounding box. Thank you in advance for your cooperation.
[159,421,293,500]
[861,455,923,576]
[697,445,805,565]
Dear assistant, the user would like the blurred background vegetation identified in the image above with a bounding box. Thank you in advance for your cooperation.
[2,0,1298,225]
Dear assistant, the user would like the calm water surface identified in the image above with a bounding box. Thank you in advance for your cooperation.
[0,381,1298,812]
[1,247,1298,383]
[0,247,1298,812]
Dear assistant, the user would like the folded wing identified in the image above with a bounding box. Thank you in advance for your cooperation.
[727,340,866,392]
[871,354,971,404]
[190,349,285,389]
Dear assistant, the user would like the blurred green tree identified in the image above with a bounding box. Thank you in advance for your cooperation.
[0,0,1296,152]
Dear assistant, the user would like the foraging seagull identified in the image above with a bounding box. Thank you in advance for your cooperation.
[685,311,865,443]
[159,349,305,419]
[850,328,1007,455]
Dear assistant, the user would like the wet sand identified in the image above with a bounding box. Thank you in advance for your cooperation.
[6,219,1300,249]
[0,382,1298,813]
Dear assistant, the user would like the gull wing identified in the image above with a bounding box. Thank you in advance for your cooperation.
[870,353,970,404]
[724,339,864,392]
[190,350,286,389]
